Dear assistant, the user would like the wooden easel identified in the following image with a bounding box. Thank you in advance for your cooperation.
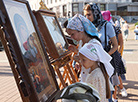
[33,10,80,89]
[51,52,79,89]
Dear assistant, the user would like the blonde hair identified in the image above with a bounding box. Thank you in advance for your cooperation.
[99,62,111,99]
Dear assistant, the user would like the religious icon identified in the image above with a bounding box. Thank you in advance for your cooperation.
[0,0,59,101]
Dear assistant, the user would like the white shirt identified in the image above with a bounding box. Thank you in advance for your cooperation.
[85,68,108,102]
[123,23,129,31]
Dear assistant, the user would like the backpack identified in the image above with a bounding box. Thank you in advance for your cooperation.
[55,82,100,102]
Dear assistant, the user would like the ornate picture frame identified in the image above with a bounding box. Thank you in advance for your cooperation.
[0,0,59,101]
[33,10,70,59]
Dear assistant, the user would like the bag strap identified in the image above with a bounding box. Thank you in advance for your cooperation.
[104,22,108,49]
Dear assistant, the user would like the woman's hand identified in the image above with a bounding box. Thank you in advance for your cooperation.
[68,44,78,53]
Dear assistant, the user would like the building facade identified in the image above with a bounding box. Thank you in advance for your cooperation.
[28,0,138,22]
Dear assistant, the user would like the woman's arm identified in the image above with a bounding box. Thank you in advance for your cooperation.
[118,32,124,54]
[108,36,118,55]
[105,23,118,55]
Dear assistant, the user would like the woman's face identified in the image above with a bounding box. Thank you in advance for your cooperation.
[84,10,94,22]
[66,29,83,41]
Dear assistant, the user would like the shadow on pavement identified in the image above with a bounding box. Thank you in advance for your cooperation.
[118,80,138,101]
[123,80,138,90]
[0,68,12,71]
[0,71,13,76]
[118,94,138,101]
[125,44,138,46]
[123,49,138,52]
[0,65,10,68]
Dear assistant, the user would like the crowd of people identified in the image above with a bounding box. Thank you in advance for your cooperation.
[58,3,130,102]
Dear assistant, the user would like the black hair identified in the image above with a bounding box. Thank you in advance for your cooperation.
[63,20,68,28]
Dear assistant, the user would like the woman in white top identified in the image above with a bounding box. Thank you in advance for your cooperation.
[66,14,114,82]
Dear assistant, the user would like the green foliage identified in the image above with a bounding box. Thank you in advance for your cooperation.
[135,22,138,26]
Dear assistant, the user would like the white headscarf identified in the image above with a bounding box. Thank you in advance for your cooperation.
[79,43,114,77]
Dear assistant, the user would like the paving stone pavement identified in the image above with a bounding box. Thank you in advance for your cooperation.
[0,51,22,102]
[117,23,138,102]
[0,23,138,102]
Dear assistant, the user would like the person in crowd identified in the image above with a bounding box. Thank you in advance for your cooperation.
[79,42,113,101]
[113,16,127,82]
[66,14,114,82]
[101,10,128,101]
[83,4,121,102]
[115,18,120,28]
[114,20,124,55]
[63,19,81,77]
[120,17,125,28]
[123,21,129,41]
[83,4,118,55]
[134,25,138,40]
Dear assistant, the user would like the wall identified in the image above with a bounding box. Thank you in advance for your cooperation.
[128,6,138,12]
[79,3,83,13]
[108,3,117,11]
[123,16,138,23]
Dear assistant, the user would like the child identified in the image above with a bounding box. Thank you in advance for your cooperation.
[79,42,114,102]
